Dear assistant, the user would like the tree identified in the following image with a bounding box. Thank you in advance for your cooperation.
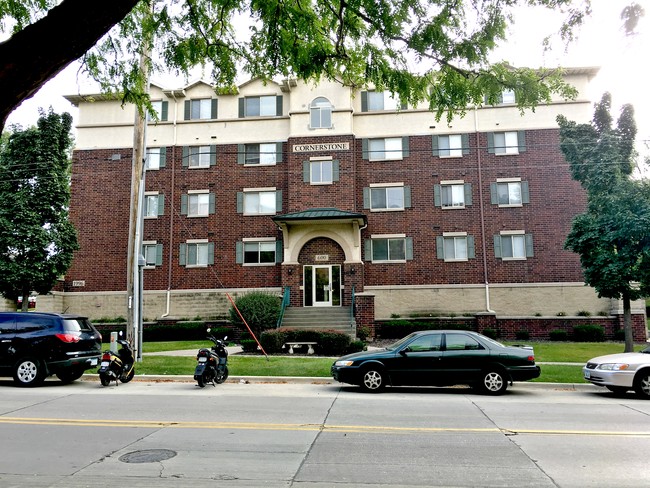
[0,0,604,129]
[558,93,650,352]
[0,110,79,311]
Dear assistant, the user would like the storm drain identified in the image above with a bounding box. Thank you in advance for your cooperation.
[119,449,177,464]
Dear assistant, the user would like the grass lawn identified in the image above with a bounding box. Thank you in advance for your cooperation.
[134,340,647,383]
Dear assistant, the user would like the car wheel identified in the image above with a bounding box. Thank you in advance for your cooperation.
[360,366,385,392]
[13,358,45,387]
[480,369,508,395]
[606,386,629,395]
[633,370,650,399]
[56,368,85,384]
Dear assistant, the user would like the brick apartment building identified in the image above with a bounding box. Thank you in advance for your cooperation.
[51,68,646,338]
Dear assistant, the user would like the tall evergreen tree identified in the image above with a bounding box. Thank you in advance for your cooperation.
[558,93,650,352]
[0,110,79,311]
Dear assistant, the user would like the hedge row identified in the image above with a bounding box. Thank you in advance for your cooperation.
[378,320,473,339]
[250,328,364,356]
[94,322,231,342]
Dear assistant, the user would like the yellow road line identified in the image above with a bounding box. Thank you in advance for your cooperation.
[0,417,648,437]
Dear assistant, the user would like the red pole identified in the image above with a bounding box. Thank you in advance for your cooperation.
[226,293,269,360]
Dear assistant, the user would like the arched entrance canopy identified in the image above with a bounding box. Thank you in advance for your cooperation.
[272,207,367,264]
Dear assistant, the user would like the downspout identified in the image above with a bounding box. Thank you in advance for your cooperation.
[161,90,181,318]
[474,107,495,313]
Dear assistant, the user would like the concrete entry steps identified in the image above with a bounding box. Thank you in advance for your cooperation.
[280,306,355,336]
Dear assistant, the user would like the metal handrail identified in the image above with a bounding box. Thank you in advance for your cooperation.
[350,285,355,324]
[276,286,290,328]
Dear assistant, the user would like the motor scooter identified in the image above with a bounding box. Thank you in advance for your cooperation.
[194,329,229,387]
[98,332,135,386]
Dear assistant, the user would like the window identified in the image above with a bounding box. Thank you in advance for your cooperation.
[361,91,404,111]
[238,142,282,165]
[494,232,534,260]
[432,134,468,157]
[491,179,529,206]
[147,100,168,121]
[310,97,332,129]
[237,189,282,215]
[304,159,340,185]
[239,95,282,117]
[445,333,483,351]
[181,191,214,217]
[501,89,516,104]
[488,131,525,155]
[184,98,217,120]
[179,240,214,267]
[142,242,163,267]
[365,236,413,262]
[436,233,475,261]
[363,137,408,161]
[363,184,410,211]
[145,147,166,170]
[434,182,472,209]
[236,239,281,265]
[144,193,164,218]
[406,334,442,352]
[182,145,216,168]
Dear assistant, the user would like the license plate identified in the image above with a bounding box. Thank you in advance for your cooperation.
[198,357,207,362]
[584,370,590,379]
[90,358,98,366]
[101,361,110,367]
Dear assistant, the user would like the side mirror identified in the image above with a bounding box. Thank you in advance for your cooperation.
[223,335,228,341]
[399,348,409,356]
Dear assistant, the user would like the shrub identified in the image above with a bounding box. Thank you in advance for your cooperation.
[549,329,568,341]
[482,328,497,339]
[556,312,567,317]
[573,324,605,342]
[240,339,258,353]
[576,310,591,317]
[613,329,625,341]
[356,326,370,341]
[259,329,287,354]
[347,340,366,354]
[315,330,351,355]
[229,291,281,337]
[515,330,530,341]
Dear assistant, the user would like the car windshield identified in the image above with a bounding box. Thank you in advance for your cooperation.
[62,318,92,332]
[386,333,419,351]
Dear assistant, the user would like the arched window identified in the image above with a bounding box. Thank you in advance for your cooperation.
[310,97,332,129]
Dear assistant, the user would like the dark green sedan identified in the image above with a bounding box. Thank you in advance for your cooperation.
[331,330,540,394]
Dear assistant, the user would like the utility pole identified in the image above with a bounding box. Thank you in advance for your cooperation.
[126,14,152,360]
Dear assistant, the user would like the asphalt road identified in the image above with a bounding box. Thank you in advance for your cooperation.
[1,379,649,487]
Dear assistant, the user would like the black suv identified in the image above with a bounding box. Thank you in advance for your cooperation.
[0,312,102,386]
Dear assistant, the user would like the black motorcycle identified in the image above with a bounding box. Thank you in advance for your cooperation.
[194,329,229,387]
[98,333,135,386]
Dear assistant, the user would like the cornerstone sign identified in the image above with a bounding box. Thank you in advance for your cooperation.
[292,142,350,153]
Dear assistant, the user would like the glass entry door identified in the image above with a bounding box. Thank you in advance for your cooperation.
[304,265,341,307]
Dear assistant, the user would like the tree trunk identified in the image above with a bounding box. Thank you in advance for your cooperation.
[0,0,140,128]
[20,285,30,312]
[623,292,634,353]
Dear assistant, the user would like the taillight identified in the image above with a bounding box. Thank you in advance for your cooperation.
[102,352,112,360]
[527,355,535,362]
[55,333,80,343]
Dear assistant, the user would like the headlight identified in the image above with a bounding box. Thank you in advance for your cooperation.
[597,363,629,371]
[335,360,354,367]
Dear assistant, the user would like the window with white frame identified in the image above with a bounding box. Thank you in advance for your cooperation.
[147,100,168,121]
[365,184,408,211]
[437,134,464,157]
[238,188,280,215]
[310,159,333,184]
[181,191,213,217]
[236,239,278,265]
[240,95,281,117]
[179,240,213,267]
[310,97,332,129]
[366,235,413,262]
[185,98,216,120]
[501,89,516,104]
[498,181,522,205]
[241,143,280,165]
[144,193,164,218]
[362,91,401,111]
[494,231,533,260]
[366,137,404,161]
[436,233,474,262]
[142,242,162,267]
[145,147,165,170]
[489,131,523,155]
[435,182,471,209]
[186,146,212,168]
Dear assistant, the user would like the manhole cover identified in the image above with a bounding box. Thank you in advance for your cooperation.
[119,449,177,464]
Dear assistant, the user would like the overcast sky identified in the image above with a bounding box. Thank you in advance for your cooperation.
[5,1,649,154]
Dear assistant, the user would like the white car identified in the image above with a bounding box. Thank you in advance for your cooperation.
[583,346,650,398]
